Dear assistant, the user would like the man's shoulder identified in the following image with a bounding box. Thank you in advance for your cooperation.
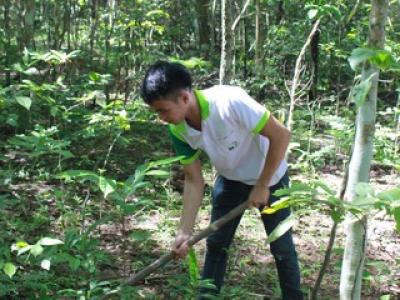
[201,85,248,107]
[202,85,244,96]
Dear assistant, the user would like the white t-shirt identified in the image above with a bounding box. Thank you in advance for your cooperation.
[169,85,287,186]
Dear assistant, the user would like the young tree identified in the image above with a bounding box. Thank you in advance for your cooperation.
[196,0,210,56]
[219,0,234,84]
[339,1,389,299]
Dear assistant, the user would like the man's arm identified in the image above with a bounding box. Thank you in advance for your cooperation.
[249,115,291,207]
[173,158,204,258]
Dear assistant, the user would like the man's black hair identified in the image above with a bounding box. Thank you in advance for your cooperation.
[141,61,192,104]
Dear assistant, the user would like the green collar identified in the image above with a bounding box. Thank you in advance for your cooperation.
[194,89,210,120]
[169,89,209,140]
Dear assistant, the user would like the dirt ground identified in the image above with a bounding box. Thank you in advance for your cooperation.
[101,170,400,299]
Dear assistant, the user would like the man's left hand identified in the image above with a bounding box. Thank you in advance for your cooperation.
[248,184,270,208]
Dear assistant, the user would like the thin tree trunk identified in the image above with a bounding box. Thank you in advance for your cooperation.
[309,20,319,101]
[105,0,116,102]
[210,0,218,51]
[286,20,320,134]
[124,28,130,102]
[219,0,233,84]
[339,1,388,299]
[3,2,11,86]
[255,0,263,76]
[242,12,248,78]
[22,0,36,49]
[275,0,284,24]
[89,0,98,65]
[196,0,210,56]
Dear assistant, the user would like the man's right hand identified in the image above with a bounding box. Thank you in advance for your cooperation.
[172,232,191,260]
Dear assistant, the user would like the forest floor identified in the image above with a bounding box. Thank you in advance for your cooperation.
[98,166,400,300]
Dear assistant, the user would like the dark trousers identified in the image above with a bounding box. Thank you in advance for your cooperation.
[201,173,303,300]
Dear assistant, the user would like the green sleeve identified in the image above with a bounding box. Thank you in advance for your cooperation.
[168,126,201,165]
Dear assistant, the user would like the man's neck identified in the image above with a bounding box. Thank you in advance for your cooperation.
[185,91,202,131]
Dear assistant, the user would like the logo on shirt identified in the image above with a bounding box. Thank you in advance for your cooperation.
[228,141,239,151]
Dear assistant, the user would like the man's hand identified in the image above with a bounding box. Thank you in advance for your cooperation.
[172,232,191,260]
[248,184,270,208]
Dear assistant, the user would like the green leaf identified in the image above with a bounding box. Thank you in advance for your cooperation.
[148,155,185,168]
[355,183,374,198]
[145,170,170,177]
[331,209,344,223]
[307,9,319,20]
[68,257,81,271]
[30,244,44,257]
[17,245,32,256]
[348,48,397,71]
[15,96,32,110]
[88,71,101,82]
[41,259,51,271]
[322,4,341,20]
[39,237,64,246]
[393,207,400,232]
[266,214,296,244]
[349,48,377,70]
[315,181,335,195]
[262,198,290,215]
[3,263,16,278]
[56,170,99,182]
[351,74,374,108]
[370,50,397,70]
[377,188,400,201]
[98,176,115,198]
[188,247,199,286]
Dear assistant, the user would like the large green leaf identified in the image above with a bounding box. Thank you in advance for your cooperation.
[56,170,99,182]
[350,73,375,108]
[349,48,377,70]
[393,207,400,232]
[266,214,296,244]
[39,237,64,246]
[262,198,290,215]
[148,155,185,168]
[377,187,400,202]
[307,9,319,20]
[349,48,397,71]
[3,263,16,278]
[98,176,115,198]
[30,244,44,257]
[188,247,199,286]
[15,96,32,110]
[370,50,397,70]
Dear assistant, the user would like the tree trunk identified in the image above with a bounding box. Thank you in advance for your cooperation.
[22,0,36,49]
[255,0,264,76]
[275,0,284,24]
[309,20,319,101]
[3,1,11,86]
[242,11,248,78]
[339,1,388,299]
[219,0,233,84]
[196,0,210,56]
[105,0,116,102]
[89,0,98,65]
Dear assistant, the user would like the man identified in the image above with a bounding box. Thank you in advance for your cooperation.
[141,61,302,299]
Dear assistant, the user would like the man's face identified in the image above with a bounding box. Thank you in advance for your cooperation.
[150,91,188,125]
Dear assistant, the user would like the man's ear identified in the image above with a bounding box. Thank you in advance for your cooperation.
[180,90,190,104]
